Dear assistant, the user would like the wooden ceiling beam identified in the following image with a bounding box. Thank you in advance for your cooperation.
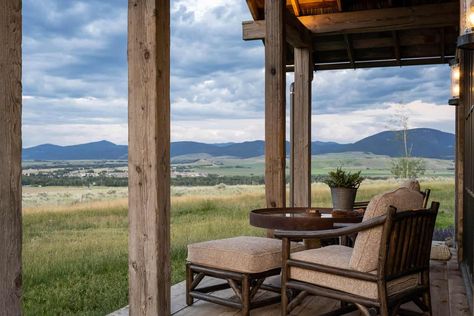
[344,34,355,68]
[243,11,312,48]
[313,57,453,71]
[246,0,262,20]
[392,31,401,65]
[440,28,446,63]
[244,2,459,40]
[285,11,312,48]
[299,2,458,35]
[286,57,453,72]
[290,0,302,16]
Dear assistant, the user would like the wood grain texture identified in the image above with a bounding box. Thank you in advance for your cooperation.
[264,0,286,223]
[246,0,262,20]
[299,2,459,35]
[290,0,301,16]
[292,47,312,208]
[244,3,459,37]
[243,14,311,49]
[128,0,171,315]
[0,0,22,315]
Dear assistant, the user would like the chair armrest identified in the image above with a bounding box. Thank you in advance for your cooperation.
[287,259,378,282]
[274,214,387,240]
[333,223,355,229]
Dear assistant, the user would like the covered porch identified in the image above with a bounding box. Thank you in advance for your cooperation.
[110,251,469,315]
[0,0,473,315]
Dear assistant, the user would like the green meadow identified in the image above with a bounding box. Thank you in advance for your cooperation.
[174,152,455,177]
[22,180,454,315]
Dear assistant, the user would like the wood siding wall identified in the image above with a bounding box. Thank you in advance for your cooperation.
[0,0,22,314]
[460,50,474,293]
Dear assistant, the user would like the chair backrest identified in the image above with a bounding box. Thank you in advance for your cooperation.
[422,189,431,208]
[400,179,421,192]
[379,202,439,281]
[349,187,425,272]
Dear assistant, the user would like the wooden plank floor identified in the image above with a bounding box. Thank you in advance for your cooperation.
[109,250,471,316]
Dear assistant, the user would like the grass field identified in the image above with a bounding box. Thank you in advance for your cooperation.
[23,152,455,180]
[22,179,454,315]
[173,152,454,177]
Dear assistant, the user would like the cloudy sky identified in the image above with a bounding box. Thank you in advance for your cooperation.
[22,0,454,148]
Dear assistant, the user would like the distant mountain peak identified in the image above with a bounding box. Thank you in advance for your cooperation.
[22,128,454,161]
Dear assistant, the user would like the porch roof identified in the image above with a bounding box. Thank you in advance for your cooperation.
[243,0,460,70]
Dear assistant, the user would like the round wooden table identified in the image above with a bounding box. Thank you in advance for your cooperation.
[250,207,363,248]
[249,207,363,231]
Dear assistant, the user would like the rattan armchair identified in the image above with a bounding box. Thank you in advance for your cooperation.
[276,202,439,316]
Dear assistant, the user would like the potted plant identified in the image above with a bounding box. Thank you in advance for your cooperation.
[323,167,364,211]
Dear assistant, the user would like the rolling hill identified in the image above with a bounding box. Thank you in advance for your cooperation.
[22,128,454,160]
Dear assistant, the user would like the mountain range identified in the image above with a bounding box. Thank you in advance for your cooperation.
[22,128,455,160]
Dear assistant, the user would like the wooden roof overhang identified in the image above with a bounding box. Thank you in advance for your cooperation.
[243,0,460,70]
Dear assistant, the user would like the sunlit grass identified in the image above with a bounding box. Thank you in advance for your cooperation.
[22,180,454,315]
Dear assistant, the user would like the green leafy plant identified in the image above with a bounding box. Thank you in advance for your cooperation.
[323,167,364,188]
[391,157,426,179]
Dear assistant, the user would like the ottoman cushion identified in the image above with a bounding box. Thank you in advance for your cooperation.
[187,236,305,273]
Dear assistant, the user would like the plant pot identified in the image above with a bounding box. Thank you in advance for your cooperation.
[330,187,358,211]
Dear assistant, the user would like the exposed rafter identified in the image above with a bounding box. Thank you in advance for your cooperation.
[392,31,401,65]
[244,2,458,39]
[290,0,301,16]
[312,57,454,71]
[312,30,454,52]
[298,2,458,35]
[344,34,355,68]
[246,0,261,20]
[440,27,446,63]
[243,11,312,48]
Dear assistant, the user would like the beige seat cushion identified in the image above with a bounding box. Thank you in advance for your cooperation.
[290,245,420,300]
[187,236,305,274]
[430,241,452,261]
[350,187,424,272]
[400,179,421,192]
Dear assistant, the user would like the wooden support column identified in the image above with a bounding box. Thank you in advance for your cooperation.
[265,0,286,228]
[128,1,171,315]
[456,102,465,261]
[0,0,22,314]
[456,53,466,261]
[291,48,312,208]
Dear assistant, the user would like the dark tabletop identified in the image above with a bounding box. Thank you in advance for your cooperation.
[249,207,363,231]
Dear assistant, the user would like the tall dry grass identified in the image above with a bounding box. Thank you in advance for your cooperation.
[22,180,454,315]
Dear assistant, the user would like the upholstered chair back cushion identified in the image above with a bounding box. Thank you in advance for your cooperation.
[400,179,421,192]
[349,187,424,272]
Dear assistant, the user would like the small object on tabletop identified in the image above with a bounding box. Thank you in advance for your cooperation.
[305,209,321,217]
[331,210,360,218]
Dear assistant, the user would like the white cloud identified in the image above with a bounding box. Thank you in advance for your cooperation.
[312,101,455,143]
[22,0,454,147]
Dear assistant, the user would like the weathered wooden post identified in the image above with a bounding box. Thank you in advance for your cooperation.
[292,47,312,208]
[264,0,287,223]
[0,0,23,315]
[128,0,171,315]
